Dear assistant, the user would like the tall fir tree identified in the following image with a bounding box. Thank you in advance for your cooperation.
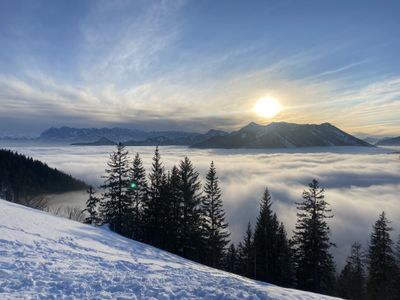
[253,187,279,282]
[367,212,397,300]
[177,156,203,261]
[336,242,367,300]
[143,146,165,246]
[292,179,336,294]
[100,143,131,235]
[275,222,294,287]
[395,235,400,267]
[162,165,182,253]
[237,222,255,279]
[128,152,148,240]
[224,243,238,274]
[201,161,230,268]
[395,235,400,299]
[82,185,100,225]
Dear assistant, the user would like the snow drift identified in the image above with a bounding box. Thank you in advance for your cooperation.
[0,200,340,299]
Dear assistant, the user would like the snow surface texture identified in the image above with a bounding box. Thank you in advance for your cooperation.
[0,200,341,300]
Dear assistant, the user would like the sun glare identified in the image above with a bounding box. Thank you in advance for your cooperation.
[254,97,281,118]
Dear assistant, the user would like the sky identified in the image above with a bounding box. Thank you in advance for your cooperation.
[0,0,399,136]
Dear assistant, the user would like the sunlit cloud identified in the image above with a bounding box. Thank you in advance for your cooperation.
[0,1,399,136]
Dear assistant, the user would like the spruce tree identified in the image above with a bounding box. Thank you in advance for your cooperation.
[100,143,131,235]
[253,187,279,282]
[367,212,397,300]
[336,242,367,300]
[177,156,203,261]
[128,152,147,240]
[237,222,255,278]
[275,222,294,287]
[292,179,335,294]
[82,186,99,225]
[225,243,238,274]
[201,161,230,268]
[395,235,400,266]
[395,235,400,299]
[143,146,165,246]
[162,165,182,253]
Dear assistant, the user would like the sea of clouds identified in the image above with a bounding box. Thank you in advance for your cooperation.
[6,144,400,269]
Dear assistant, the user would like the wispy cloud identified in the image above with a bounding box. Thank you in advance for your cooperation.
[0,1,399,135]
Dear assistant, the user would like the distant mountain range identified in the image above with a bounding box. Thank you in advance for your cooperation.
[2,123,389,148]
[124,129,228,146]
[190,122,372,148]
[375,136,400,146]
[38,126,199,143]
[47,122,373,148]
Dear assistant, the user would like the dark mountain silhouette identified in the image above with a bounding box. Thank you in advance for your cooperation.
[190,122,372,149]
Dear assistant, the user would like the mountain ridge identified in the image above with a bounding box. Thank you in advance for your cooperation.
[11,122,376,148]
[190,122,372,148]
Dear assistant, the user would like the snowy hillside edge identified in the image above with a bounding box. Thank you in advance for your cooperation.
[0,200,341,299]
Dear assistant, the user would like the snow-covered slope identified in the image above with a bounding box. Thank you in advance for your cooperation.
[0,200,340,299]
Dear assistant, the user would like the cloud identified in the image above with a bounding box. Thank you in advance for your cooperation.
[7,145,400,270]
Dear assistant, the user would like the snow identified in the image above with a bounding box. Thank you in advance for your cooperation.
[0,200,341,299]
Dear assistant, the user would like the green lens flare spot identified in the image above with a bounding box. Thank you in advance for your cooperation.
[130,181,138,189]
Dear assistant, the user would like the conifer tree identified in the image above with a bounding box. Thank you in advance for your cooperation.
[237,222,255,278]
[225,243,238,274]
[292,179,335,294]
[177,156,203,260]
[128,152,147,240]
[82,185,99,225]
[336,242,367,300]
[367,212,397,300]
[162,165,182,253]
[143,146,165,246]
[395,235,400,299]
[275,222,294,287]
[100,143,131,234]
[253,187,279,282]
[395,235,400,267]
[201,161,230,268]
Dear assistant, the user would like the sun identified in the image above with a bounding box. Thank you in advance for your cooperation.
[254,97,281,118]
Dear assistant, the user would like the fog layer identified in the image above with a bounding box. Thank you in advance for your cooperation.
[8,145,400,269]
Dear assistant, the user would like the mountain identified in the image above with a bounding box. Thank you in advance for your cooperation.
[0,200,340,299]
[39,126,149,143]
[38,126,209,144]
[71,137,117,146]
[191,122,372,149]
[124,129,228,146]
[376,136,400,146]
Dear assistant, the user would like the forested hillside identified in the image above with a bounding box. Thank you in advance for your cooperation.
[0,149,87,204]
